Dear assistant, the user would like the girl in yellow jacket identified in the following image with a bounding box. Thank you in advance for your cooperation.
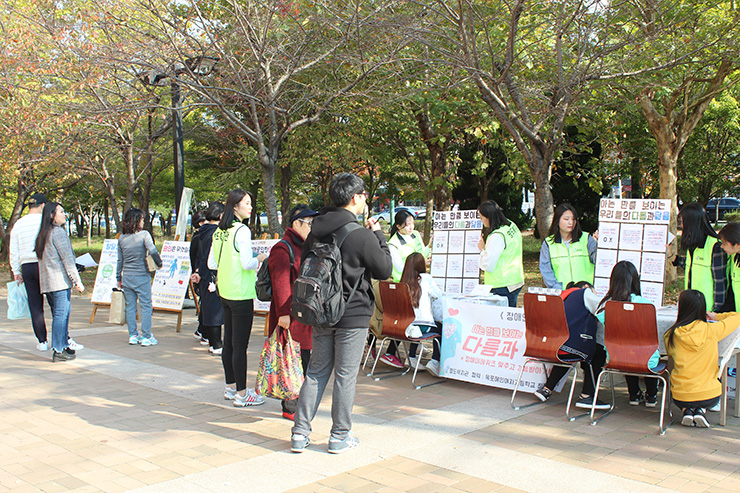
[664,289,740,428]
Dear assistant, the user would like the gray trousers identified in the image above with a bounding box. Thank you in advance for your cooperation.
[291,325,368,441]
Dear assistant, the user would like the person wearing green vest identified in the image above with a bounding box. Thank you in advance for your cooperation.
[208,189,268,408]
[539,203,597,290]
[374,209,431,368]
[477,200,524,307]
[678,203,726,312]
[719,222,740,312]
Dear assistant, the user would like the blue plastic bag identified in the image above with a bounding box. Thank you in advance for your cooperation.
[7,281,31,320]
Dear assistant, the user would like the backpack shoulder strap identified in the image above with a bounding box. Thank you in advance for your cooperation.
[278,239,294,264]
[331,222,362,248]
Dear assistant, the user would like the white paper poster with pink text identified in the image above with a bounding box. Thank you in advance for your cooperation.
[439,299,547,392]
[431,210,483,294]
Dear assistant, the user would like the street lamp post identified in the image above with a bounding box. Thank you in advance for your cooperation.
[138,56,219,217]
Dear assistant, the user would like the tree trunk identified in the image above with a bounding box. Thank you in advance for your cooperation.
[104,198,111,239]
[531,158,555,240]
[658,150,679,284]
[424,193,435,244]
[415,110,451,212]
[260,150,281,236]
[279,161,292,230]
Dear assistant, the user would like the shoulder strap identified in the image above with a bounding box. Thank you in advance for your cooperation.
[330,222,362,247]
[278,239,294,264]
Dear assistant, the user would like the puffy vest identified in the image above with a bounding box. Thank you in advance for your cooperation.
[728,255,740,311]
[212,223,257,301]
[388,231,429,282]
[558,287,597,362]
[685,236,718,310]
[483,222,524,288]
[545,234,594,288]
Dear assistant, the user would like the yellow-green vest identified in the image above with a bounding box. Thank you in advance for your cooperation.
[388,231,429,282]
[545,234,594,288]
[685,236,718,309]
[727,255,740,311]
[212,223,256,301]
[483,222,524,288]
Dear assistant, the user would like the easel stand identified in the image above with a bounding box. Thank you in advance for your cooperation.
[90,303,109,323]
[153,307,184,332]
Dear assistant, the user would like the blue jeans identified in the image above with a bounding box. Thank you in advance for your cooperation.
[48,289,71,352]
[122,275,153,339]
[491,286,522,307]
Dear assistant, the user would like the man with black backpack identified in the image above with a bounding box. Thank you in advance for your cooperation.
[290,173,391,454]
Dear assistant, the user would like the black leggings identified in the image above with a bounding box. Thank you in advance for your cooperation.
[544,344,607,397]
[221,298,254,392]
[21,262,50,343]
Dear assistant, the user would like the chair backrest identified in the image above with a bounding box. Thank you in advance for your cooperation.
[379,281,416,340]
[603,301,659,374]
[522,292,571,361]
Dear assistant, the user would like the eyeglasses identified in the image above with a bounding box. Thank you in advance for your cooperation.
[357,191,369,199]
[298,218,313,226]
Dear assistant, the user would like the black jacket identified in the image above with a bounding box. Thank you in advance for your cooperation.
[304,207,391,328]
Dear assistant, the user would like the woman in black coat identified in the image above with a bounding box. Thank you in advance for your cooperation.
[191,202,225,354]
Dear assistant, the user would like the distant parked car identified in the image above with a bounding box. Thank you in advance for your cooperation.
[374,206,427,223]
[704,198,740,221]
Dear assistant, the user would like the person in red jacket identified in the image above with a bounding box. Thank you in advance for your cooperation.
[268,204,319,420]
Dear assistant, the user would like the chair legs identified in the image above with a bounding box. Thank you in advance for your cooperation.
[409,339,444,390]
[591,370,673,435]
[511,359,582,419]
[366,337,410,380]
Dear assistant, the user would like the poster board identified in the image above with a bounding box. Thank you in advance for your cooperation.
[91,239,119,304]
[151,241,192,311]
[596,198,670,306]
[439,299,547,391]
[252,239,280,313]
[431,210,483,294]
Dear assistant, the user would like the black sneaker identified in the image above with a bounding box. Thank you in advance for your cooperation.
[629,390,644,406]
[575,395,610,410]
[693,409,710,428]
[681,408,695,427]
[534,387,552,402]
[52,348,76,362]
[645,394,658,408]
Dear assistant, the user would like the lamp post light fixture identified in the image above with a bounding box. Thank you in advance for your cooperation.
[138,56,219,217]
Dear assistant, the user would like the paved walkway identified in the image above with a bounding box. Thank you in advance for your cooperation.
[1,293,739,492]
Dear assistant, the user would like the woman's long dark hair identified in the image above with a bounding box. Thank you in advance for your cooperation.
[478,200,510,239]
[719,222,740,267]
[219,189,252,230]
[121,208,145,235]
[390,209,414,240]
[665,290,708,349]
[400,252,426,308]
[597,260,641,312]
[34,202,61,259]
[548,203,582,243]
[679,202,717,251]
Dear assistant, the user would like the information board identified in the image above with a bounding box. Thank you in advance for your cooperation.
[90,239,119,304]
[252,239,280,312]
[152,241,192,311]
[596,198,671,306]
[431,210,483,294]
[439,299,547,392]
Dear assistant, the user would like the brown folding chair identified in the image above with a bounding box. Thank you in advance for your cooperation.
[591,301,672,435]
[367,281,443,389]
[512,293,594,420]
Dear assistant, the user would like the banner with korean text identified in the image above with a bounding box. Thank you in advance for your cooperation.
[596,198,671,306]
[439,299,547,392]
[252,239,280,312]
[431,210,483,294]
[152,241,192,310]
[91,239,119,304]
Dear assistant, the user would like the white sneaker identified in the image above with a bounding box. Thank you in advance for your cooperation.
[425,359,441,377]
[36,341,49,351]
[141,336,158,347]
[233,389,265,407]
[408,356,421,368]
[209,347,223,355]
[708,402,721,412]
[68,338,84,350]
[224,386,237,400]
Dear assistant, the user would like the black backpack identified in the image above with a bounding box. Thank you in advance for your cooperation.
[255,239,294,302]
[291,222,362,327]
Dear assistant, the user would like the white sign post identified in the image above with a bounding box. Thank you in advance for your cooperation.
[596,198,671,306]
[151,240,192,331]
[89,239,119,323]
[431,210,483,294]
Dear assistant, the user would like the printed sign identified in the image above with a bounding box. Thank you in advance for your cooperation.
[252,239,280,312]
[596,199,671,306]
[91,239,119,304]
[439,299,547,392]
[152,241,192,311]
[431,210,483,294]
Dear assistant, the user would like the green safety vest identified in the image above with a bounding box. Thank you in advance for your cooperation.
[685,236,718,309]
[388,231,429,282]
[483,222,524,288]
[212,223,257,301]
[545,234,594,288]
[728,255,740,311]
